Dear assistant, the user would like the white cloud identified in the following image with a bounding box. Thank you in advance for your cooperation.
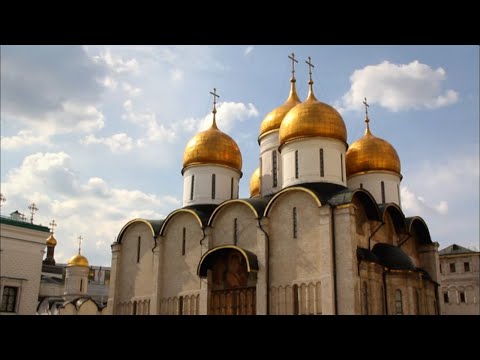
[401,186,448,216]
[244,46,254,56]
[92,49,139,74]
[100,76,118,89]
[121,82,142,97]
[1,130,52,150]
[81,133,134,154]
[341,60,459,112]
[170,68,184,82]
[1,152,180,265]
[197,102,259,132]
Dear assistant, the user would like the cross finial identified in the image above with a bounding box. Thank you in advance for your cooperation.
[49,219,57,234]
[209,88,220,128]
[305,56,315,85]
[77,235,83,254]
[288,53,298,81]
[363,97,371,132]
[28,202,38,224]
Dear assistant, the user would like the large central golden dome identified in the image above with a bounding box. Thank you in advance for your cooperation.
[346,121,401,177]
[68,253,89,267]
[182,117,242,173]
[279,86,347,146]
[259,79,301,140]
[249,167,260,197]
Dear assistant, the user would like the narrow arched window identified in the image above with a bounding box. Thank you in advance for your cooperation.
[230,177,234,199]
[293,284,299,315]
[211,174,216,199]
[190,175,195,201]
[137,236,141,263]
[362,282,368,315]
[293,207,298,239]
[340,154,344,182]
[234,218,238,245]
[179,296,184,315]
[80,279,84,292]
[272,151,278,187]
[381,181,386,203]
[360,183,363,189]
[320,149,324,177]
[395,289,403,315]
[295,151,299,179]
[182,228,186,256]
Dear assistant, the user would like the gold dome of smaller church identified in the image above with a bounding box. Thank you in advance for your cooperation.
[346,107,401,177]
[46,234,57,246]
[182,89,242,173]
[249,167,260,197]
[68,253,89,267]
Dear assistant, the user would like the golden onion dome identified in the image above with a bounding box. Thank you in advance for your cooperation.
[46,234,57,246]
[182,115,242,173]
[279,84,347,146]
[346,119,401,177]
[249,167,260,197]
[259,79,301,140]
[67,253,89,267]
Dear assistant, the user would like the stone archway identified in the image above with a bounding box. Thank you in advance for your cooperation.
[198,246,258,315]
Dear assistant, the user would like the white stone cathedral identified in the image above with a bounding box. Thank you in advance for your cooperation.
[107,55,440,315]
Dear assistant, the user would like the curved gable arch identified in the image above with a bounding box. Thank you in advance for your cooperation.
[381,203,407,234]
[208,199,259,227]
[406,216,432,244]
[264,187,322,217]
[160,209,203,236]
[329,188,381,221]
[117,219,156,244]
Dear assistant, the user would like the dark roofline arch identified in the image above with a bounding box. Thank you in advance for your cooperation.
[379,203,407,234]
[264,187,322,217]
[159,209,203,236]
[329,188,381,221]
[406,216,432,244]
[208,199,259,227]
[117,219,163,244]
[197,245,259,277]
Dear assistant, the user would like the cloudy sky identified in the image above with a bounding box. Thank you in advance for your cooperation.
[1,45,478,266]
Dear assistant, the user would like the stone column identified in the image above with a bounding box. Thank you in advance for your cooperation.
[333,204,358,315]
[105,242,121,315]
[150,238,161,315]
[255,217,268,315]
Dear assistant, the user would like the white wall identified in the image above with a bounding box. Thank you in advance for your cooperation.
[0,222,49,315]
[347,171,402,207]
[64,266,89,300]
[281,137,347,188]
[183,165,241,207]
[259,131,282,196]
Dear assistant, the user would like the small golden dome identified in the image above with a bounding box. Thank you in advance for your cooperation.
[67,253,89,267]
[46,234,57,246]
[346,121,401,177]
[279,86,347,146]
[259,79,301,140]
[182,118,242,173]
[249,167,260,197]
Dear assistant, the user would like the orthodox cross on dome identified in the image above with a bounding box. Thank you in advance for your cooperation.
[305,56,315,85]
[210,88,220,128]
[288,53,298,81]
[363,97,371,131]
[77,235,83,255]
[28,202,38,224]
[49,219,57,234]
